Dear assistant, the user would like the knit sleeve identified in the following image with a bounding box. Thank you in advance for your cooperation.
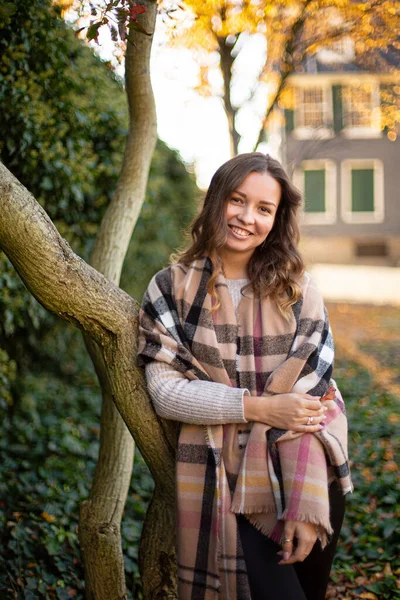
[145,361,249,425]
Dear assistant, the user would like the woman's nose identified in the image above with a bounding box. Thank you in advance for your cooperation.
[237,206,255,224]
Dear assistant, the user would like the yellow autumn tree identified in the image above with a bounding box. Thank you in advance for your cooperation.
[161,0,400,155]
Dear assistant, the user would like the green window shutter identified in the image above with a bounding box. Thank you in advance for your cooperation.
[304,170,326,212]
[284,109,294,134]
[351,169,374,212]
[332,85,343,133]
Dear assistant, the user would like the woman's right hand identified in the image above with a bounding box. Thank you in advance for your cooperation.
[243,392,327,432]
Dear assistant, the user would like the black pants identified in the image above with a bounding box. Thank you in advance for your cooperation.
[237,481,345,600]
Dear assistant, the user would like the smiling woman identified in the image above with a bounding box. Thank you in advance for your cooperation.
[171,152,306,315]
[137,153,352,600]
[222,171,281,277]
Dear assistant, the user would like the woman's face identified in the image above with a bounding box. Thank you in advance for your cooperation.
[223,171,281,261]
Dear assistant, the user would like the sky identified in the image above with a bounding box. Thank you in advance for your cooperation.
[150,18,277,187]
[81,10,280,188]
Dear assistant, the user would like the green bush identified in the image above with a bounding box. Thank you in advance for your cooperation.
[332,358,399,599]
[0,0,128,252]
[0,2,197,597]
[0,325,153,599]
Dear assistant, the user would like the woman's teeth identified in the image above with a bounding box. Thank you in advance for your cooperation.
[230,226,251,237]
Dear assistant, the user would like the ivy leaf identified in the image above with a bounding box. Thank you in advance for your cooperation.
[383,522,397,538]
[46,537,61,556]
[1,2,17,18]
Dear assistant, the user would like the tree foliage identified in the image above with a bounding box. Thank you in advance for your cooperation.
[0,0,128,253]
[326,303,400,600]
[0,0,126,406]
[0,318,155,599]
[161,0,400,153]
[0,1,196,596]
[0,0,196,393]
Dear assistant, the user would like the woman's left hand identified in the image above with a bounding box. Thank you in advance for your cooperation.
[278,520,318,565]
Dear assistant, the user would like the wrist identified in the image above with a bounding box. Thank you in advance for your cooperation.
[243,395,258,422]
[243,395,267,422]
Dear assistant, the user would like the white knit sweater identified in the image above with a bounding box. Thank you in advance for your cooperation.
[145,279,249,424]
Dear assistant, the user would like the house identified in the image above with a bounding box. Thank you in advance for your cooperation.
[282,40,400,266]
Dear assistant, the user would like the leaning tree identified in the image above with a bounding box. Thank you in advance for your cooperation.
[0,1,179,597]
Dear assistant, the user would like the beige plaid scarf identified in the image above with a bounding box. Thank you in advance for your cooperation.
[138,258,352,600]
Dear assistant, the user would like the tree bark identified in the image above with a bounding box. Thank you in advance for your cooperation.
[77,2,160,598]
[217,36,240,157]
[0,161,179,597]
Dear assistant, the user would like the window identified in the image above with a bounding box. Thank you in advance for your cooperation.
[294,87,333,139]
[341,160,384,223]
[342,82,381,137]
[294,160,337,224]
[298,89,326,128]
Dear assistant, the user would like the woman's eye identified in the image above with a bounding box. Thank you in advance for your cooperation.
[259,206,271,214]
[231,197,242,204]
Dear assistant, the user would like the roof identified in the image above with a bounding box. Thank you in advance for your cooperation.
[295,42,400,75]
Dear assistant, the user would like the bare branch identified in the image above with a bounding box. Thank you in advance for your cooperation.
[91,0,158,280]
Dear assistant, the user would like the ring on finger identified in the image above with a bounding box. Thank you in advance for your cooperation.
[306,416,314,425]
[282,538,292,544]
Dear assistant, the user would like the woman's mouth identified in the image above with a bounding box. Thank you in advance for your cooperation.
[229,225,252,238]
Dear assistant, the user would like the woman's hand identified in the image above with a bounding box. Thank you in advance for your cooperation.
[243,393,327,432]
[278,520,318,565]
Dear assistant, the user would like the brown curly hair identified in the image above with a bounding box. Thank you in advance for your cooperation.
[174,152,305,317]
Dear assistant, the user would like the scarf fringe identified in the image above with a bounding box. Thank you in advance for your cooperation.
[230,503,277,515]
[280,508,333,531]
[239,511,333,549]
[245,514,276,538]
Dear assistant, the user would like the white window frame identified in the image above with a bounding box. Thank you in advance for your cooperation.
[341,81,381,139]
[294,160,337,225]
[341,159,384,224]
[293,86,334,140]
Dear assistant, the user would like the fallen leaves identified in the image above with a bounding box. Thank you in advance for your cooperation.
[41,511,56,523]
[327,303,400,398]
[326,303,399,600]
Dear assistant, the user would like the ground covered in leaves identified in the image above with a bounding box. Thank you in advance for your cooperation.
[0,324,153,599]
[326,303,400,600]
[0,304,399,599]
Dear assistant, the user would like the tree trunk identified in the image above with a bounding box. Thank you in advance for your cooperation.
[252,71,292,153]
[217,36,240,157]
[252,0,312,153]
[70,1,173,597]
[79,339,134,600]
[0,161,179,597]
[77,2,159,597]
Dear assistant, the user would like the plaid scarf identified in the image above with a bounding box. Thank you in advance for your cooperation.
[138,258,352,600]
